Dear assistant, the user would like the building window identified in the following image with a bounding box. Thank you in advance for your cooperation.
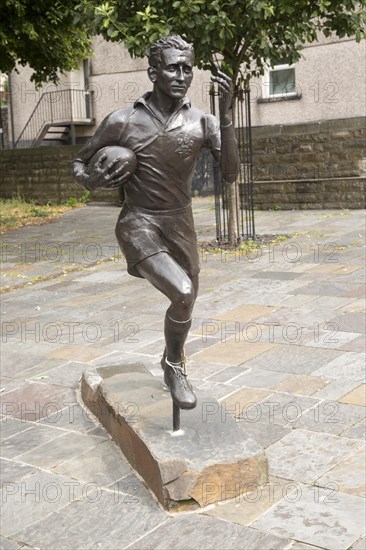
[263,64,298,99]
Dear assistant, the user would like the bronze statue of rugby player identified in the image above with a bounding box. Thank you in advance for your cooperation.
[73,35,239,413]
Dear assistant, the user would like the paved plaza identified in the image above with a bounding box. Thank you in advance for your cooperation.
[0,197,365,549]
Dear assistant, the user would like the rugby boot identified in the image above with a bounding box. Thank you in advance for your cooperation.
[161,350,197,410]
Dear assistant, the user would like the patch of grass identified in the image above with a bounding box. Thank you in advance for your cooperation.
[237,239,261,253]
[66,191,90,207]
[0,194,89,233]
[200,233,294,257]
[322,210,351,218]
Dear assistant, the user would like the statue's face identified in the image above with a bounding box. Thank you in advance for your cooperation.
[152,48,194,99]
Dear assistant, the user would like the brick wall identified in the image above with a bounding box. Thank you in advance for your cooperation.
[0,117,365,208]
[0,107,10,150]
[0,146,120,204]
[251,117,365,209]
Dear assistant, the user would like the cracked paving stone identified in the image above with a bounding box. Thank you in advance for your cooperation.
[251,484,365,550]
[316,447,366,497]
[266,429,363,483]
[294,402,366,435]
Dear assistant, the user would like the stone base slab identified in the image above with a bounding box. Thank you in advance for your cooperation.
[81,363,268,511]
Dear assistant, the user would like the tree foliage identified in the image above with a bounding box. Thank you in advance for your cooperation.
[0,0,93,85]
[2,1,364,87]
[94,0,366,85]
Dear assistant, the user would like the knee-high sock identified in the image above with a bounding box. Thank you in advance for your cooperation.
[164,313,192,363]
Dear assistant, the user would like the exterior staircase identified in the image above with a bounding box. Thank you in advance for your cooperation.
[15,89,94,148]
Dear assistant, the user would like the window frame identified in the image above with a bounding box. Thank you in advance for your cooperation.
[262,63,298,100]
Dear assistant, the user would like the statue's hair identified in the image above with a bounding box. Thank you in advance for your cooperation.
[148,35,194,67]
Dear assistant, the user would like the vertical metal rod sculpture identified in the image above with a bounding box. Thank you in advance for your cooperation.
[173,403,181,431]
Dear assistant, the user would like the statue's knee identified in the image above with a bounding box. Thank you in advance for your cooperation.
[177,280,195,309]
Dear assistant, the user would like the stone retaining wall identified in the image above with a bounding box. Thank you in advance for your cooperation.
[1,107,10,150]
[0,117,364,208]
[0,146,120,204]
[251,117,365,209]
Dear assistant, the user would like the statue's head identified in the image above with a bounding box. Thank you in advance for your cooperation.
[147,35,195,99]
[148,35,194,68]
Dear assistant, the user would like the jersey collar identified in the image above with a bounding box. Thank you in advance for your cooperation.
[134,92,191,112]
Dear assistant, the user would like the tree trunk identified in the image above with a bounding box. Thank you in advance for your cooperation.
[227,181,238,247]
[227,93,238,247]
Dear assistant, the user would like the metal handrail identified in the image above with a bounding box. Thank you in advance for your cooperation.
[14,89,93,148]
[14,92,47,147]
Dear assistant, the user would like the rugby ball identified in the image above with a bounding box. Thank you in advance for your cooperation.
[87,146,137,189]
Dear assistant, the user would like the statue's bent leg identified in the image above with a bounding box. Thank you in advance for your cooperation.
[136,251,197,409]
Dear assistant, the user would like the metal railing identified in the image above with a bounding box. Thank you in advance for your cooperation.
[14,89,93,148]
[209,85,255,242]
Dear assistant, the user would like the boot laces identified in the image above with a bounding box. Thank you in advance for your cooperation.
[165,359,189,389]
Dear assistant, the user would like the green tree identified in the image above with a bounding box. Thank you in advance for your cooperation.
[0,0,93,86]
[93,0,366,86]
[93,0,365,244]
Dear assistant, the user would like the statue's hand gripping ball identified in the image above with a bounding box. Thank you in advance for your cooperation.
[87,146,137,190]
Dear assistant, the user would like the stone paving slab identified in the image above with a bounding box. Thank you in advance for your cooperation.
[339,384,366,406]
[15,431,106,469]
[341,334,366,352]
[352,537,366,550]
[0,382,76,421]
[341,418,366,440]
[237,419,293,449]
[251,484,365,550]
[11,485,167,549]
[0,458,36,484]
[316,447,366,497]
[0,417,34,441]
[231,346,342,375]
[271,373,329,396]
[128,514,291,550]
[295,402,366,435]
[0,535,22,550]
[1,423,65,459]
[1,469,98,538]
[205,475,292,526]
[266,429,363,483]
[37,401,98,433]
[312,378,364,401]
[192,338,276,366]
[312,352,365,381]
[53,438,132,487]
